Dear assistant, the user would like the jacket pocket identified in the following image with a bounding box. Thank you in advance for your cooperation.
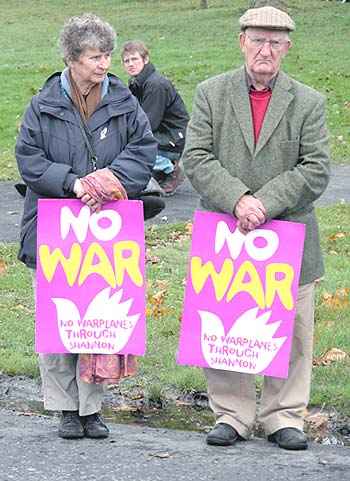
[19,215,38,267]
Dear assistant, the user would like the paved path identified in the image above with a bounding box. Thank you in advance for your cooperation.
[0,408,349,481]
[1,164,349,243]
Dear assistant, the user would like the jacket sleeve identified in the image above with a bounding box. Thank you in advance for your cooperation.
[254,96,331,219]
[140,80,168,132]
[15,98,78,197]
[108,101,157,195]
[182,84,250,214]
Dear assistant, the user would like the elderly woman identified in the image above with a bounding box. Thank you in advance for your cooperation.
[16,14,159,440]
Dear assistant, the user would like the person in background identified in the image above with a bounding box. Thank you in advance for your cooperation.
[16,13,158,440]
[122,41,189,196]
[182,6,330,450]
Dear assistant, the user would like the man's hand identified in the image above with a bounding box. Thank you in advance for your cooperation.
[234,194,266,235]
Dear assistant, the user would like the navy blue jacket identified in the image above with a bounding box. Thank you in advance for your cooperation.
[16,72,157,268]
[129,63,189,153]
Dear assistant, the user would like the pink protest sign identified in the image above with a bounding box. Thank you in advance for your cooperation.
[36,199,145,355]
[177,211,305,378]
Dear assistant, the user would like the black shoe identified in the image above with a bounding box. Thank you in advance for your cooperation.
[58,411,84,439]
[268,428,308,450]
[81,413,109,439]
[206,423,239,446]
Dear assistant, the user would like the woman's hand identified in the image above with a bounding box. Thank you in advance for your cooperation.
[82,196,102,212]
[73,178,85,198]
[73,178,102,212]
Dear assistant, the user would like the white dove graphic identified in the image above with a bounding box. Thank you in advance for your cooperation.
[52,287,140,353]
[200,307,287,374]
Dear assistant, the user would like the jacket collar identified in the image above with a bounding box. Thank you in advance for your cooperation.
[36,71,135,129]
[229,66,294,157]
[129,62,156,88]
[60,68,110,100]
[37,72,131,108]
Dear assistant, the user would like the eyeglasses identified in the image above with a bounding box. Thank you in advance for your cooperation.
[245,34,288,51]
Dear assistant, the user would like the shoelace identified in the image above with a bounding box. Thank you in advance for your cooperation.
[62,412,80,423]
[85,414,104,426]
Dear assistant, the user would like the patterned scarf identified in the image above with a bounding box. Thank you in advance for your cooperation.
[68,69,101,121]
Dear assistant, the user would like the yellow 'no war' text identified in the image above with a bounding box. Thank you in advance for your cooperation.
[39,241,143,288]
[191,257,294,310]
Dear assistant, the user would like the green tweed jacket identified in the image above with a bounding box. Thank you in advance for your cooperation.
[182,66,330,285]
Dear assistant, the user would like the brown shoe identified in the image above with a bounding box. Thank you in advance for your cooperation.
[159,164,185,196]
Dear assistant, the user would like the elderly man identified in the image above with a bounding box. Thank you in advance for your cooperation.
[122,41,189,196]
[182,6,330,450]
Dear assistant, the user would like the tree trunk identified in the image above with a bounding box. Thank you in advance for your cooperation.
[200,0,208,8]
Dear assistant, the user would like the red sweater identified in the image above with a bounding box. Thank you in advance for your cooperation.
[249,89,272,144]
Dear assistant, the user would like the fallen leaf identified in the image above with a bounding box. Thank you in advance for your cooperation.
[146,253,160,264]
[168,224,193,245]
[305,411,329,440]
[0,259,7,276]
[147,288,173,319]
[155,280,170,290]
[313,348,349,366]
[185,222,193,235]
[305,412,329,428]
[152,289,167,305]
[130,392,144,401]
[328,232,346,241]
[14,304,32,313]
[321,288,350,309]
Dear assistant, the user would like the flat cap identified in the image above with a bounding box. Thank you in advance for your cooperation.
[239,6,295,32]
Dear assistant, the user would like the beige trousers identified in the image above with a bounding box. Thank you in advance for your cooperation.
[38,354,104,416]
[204,282,315,438]
[31,271,104,416]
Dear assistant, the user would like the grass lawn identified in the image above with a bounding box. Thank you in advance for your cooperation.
[0,0,349,180]
[0,205,349,416]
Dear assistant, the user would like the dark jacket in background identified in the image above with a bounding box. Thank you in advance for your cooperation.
[16,72,157,268]
[129,63,189,154]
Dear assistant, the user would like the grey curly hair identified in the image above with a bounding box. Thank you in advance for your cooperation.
[59,13,116,63]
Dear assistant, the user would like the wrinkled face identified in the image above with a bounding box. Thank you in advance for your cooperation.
[69,48,112,87]
[122,51,148,76]
[239,28,291,80]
